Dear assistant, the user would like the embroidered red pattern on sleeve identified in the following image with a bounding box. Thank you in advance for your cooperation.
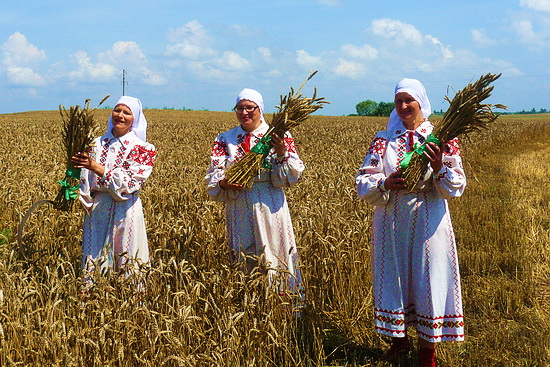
[211,141,228,157]
[444,138,461,156]
[284,137,297,154]
[367,137,387,155]
[128,145,157,166]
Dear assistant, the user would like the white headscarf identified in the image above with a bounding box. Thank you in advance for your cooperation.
[386,78,431,131]
[235,88,266,123]
[107,96,148,141]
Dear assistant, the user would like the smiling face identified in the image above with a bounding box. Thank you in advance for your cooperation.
[111,103,134,137]
[394,92,424,130]
[234,99,262,132]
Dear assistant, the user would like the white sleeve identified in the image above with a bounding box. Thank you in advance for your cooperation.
[205,134,240,202]
[356,132,390,206]
[98,142,157,201]
[270,131,304,188]
[433,138,467,200]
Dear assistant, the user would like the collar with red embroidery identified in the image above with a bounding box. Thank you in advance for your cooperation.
[389,119,433,139]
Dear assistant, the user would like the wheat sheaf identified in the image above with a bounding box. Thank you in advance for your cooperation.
[225,71,329,188]
[401,73,506,190]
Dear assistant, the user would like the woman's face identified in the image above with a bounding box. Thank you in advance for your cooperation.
[394,92,423,129]
[234,99,261,132]
[111,103,134,137]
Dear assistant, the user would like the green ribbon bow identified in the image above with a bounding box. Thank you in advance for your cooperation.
[251,135,273,154]
[400,133,441,170]
[251,135,273,169]
[65,167,81,179]
[58,167,82,201]
[58,180,80,200]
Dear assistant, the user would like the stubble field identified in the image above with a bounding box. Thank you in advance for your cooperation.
[0,109,549,366]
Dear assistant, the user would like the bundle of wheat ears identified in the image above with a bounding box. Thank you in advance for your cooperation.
[401,73,506,190]
[225,71,329,188]
[52,96,109,211]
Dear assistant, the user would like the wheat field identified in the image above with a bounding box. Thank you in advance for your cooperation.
[0,109,548,366]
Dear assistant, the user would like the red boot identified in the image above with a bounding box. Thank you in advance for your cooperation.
[381,336,410,362]
[419,347,437,367]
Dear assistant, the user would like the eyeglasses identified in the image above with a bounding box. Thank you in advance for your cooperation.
[233,106,259,113]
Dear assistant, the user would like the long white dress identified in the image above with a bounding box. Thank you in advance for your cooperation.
[79,130,156,274]
[356,120,466,342]
[205,121,304,293]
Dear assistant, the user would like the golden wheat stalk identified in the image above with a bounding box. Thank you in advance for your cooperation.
[225,71,329,188]
[52,95,109,211]
[401,73,506,190]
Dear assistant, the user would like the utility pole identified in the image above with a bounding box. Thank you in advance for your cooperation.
[121,69,127,96]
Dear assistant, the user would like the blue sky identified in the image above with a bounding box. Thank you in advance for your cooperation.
[1,0,549,115]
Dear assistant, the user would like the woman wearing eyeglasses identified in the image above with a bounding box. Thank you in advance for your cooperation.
[205,88,304,295]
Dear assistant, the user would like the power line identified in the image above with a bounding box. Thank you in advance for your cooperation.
[122,69,128,96]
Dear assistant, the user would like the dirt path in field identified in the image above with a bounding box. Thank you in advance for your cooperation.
[509,139,550,308]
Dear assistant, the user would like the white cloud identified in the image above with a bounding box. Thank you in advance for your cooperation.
[167,20,210,44]
[69,50,117,82]
[363,17,466,76]
[425,35,453,59]
[1,32,46,86]
[486,58,523,77]
[182,53,249,81]
[6,66,45,86]
[371,18,423,45]
[165,43,216,59]
[215,51,250,71]
[296,50,323,68]
[513,19,541,42]
[334,59,366,79]
[256,47,272,62]
[471,29,497,47]
[341,44,378,60]
[165,20,216,60]
[165,21,251,80]
[509,12,550,48]
[1,32,46,68]
[99,41,146,67]
[185,60,226,80]
[140,67,167,86]
[520,0,550,12]
[65,43,166,86]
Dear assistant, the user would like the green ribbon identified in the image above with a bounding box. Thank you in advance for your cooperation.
[58,167,82,201]
[251,135,273,155]
[65,167,81,179]
[400,133,441,170]
[251,135,273,169]
[58,180,80,200]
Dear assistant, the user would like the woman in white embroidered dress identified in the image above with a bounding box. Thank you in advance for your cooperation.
[71,96,156,276]
[356,79,466,366]
[205,88,303,293]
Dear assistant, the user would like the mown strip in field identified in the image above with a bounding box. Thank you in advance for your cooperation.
[444,119,550,366]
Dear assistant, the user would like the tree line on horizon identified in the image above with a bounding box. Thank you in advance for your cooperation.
[352,99,549,117]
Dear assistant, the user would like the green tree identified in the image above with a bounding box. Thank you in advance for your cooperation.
[376,101,394,116]
[355,100,378,116]
[355,100,394,117]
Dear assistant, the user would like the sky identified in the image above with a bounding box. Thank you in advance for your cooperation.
[1,0,549,116]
